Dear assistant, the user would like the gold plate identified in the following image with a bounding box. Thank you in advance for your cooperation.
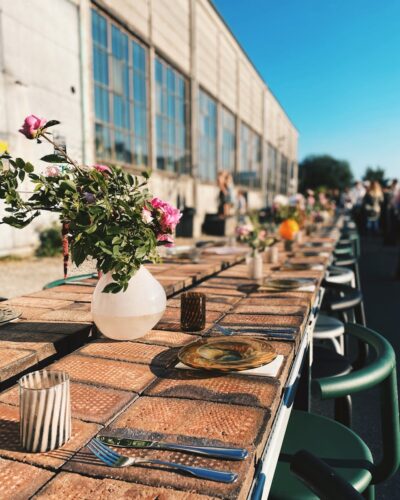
[263,278,314,290]
[178,335,277,372]
[0,306,22,325]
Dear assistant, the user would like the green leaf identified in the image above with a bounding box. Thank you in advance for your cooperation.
[60,180,76,192]
[102,282,123,293]
[40,154,66,163]
[86,224,97,234]
[24,162,34,173]
[18,170,25,182]
[15,158,25,169]
[42,120,61,130]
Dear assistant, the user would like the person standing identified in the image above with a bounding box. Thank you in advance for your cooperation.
[217,171,227,218]
[363,180,384,234]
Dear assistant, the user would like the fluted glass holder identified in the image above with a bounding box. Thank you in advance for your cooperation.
[19,370,71,453]
[181,292,206,331]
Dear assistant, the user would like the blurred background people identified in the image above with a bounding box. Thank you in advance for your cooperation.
[363,180,383,234]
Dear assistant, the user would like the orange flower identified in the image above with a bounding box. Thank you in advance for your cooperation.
[279,219,299,240]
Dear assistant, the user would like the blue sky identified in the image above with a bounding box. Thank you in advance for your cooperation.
[213,0,400,180]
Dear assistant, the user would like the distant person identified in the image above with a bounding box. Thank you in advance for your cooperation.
[217,170,227,218]
[350,181,367,231]
[225,173,236,217]
[363,180,383,234]
[340,187,353,211]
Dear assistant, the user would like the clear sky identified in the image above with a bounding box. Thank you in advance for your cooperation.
[213,0,400,180]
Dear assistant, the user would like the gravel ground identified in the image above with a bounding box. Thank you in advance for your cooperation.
[0,256,96,299]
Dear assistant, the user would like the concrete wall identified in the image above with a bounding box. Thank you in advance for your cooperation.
[0,0,298,255]
[0,0,83,255]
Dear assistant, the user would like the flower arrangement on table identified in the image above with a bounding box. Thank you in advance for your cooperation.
[0,115,181,293]
[236,216,277,256]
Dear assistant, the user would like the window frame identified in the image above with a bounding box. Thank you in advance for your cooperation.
[91,7,150,169]
[198,87,218,183]
[154,54,191,176]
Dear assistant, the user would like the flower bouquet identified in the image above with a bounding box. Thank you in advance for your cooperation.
[0,116,181,293]
[0,115,183,340]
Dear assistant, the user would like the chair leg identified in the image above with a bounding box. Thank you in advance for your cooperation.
[363,484,375,500]
[334,395,352,427]
[330,336,343,354]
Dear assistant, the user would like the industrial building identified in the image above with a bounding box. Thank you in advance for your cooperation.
[0,0,298,255]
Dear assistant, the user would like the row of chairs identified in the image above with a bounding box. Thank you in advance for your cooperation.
[268,219,399,499]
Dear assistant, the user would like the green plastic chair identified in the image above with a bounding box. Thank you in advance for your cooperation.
[270,323,400,500]
[290,450,363,500]
[43,272,98,289]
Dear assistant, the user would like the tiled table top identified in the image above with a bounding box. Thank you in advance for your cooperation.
[0,230,340,499]
[0,252,245,388]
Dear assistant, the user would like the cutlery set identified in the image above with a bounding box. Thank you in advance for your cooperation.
[87,435,248,483]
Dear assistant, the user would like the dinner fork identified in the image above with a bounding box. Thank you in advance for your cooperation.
[87,438,238,483]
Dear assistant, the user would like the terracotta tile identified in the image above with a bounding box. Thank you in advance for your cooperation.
[145,370,281,410]
[5,296,74,310]
[0,347,37,383]
[135,330,201,347]
[156,310,223,333]
[18,307,53,320]
[111,396,267,447]
[167,298,233,313]
[0,332,70,362]
[79,341,178,368]
[33,471,213,499]
[48,284,94,294]
[233,303,308,316]
[0,457,54,499]
[240,296,310,307]
[50,355,157,392]
[0,382,135,426]
[65,443,253,499]
[195,286,245,297]
[0,321,92,336]
[30,290,92,303]
[38,308,92,323]
[0,403,100,470]
[221,313,304,328]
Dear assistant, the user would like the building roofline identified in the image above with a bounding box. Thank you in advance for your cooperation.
[208,0,299,133]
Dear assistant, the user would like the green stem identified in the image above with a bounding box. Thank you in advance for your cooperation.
[41,132,85,175]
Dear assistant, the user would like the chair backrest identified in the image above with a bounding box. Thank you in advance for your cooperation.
[312,323,400,485]
[290,450,363,500]
[43,272,98,289]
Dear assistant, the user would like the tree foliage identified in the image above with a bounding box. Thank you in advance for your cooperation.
[363,166,386,183]
[299,155,353,192]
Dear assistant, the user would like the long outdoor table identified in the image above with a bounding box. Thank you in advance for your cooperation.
[0,229,340,499]
[0,252,245,389]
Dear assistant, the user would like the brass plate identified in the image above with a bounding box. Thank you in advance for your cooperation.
[178,335,277,372]
[0,306,22,325]
[263,278,314,290]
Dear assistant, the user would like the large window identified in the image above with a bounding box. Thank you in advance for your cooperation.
[267,144,277,199]
[198,90,217,182]
[155,57,189,173]
[280,154,289,194]
[221,108,236,172]
[236,123,261,188]
[92,9,148,166]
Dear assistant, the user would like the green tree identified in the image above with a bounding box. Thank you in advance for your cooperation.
[299,155,353,192]
[363,166,386,184]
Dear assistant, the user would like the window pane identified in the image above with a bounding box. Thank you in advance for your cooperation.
[198,89,217,182]
[91,8,148,166]
[155,56,188,174]
[221,108,235,172]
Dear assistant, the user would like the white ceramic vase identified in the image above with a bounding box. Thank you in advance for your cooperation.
[247,252,263,280]
[91,266,166,341]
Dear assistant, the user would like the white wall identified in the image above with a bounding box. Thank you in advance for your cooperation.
[0,0,83,255]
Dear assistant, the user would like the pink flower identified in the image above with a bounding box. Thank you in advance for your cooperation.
[142,207,153,224]
[236,224,253,237]
[45,165,60,177]
[150,198,182,231]
[19,115,47,139]
[157,233,174,247]
[307,195,315,207]
[93,164,112,175]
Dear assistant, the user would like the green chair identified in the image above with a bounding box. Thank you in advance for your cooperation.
[43,272,98,289]
[290,450,363,500]
[270,323,400,500]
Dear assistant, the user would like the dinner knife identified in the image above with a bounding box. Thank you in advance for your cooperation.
[98,435,248,460]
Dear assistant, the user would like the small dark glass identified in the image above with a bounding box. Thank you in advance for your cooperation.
[181,292,206,332]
